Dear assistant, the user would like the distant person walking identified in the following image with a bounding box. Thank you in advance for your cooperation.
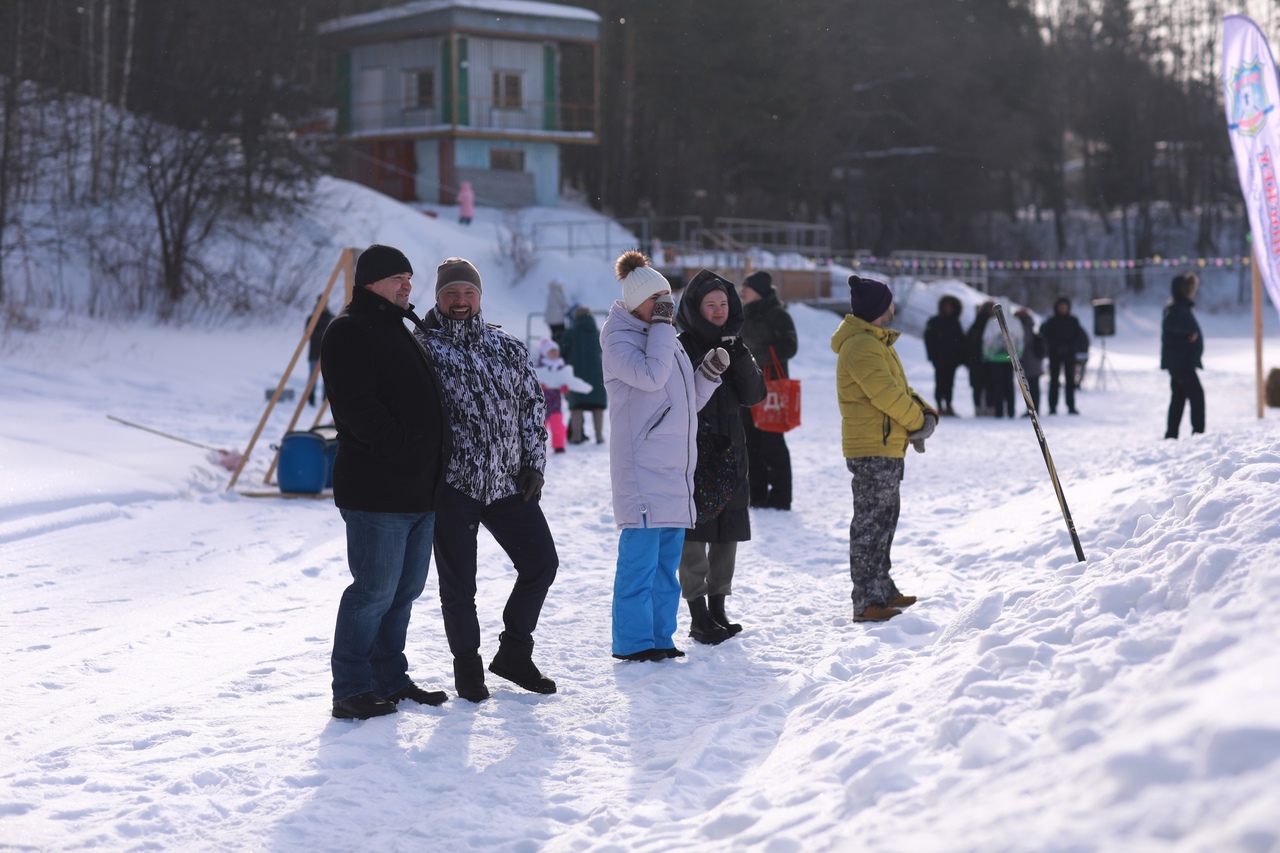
[321,244,452,720]
[417,257,558,701]
[1040,297,1088,415]
[1162,272,1205,439]
[602,251,723,661]
[923,294,965,416]
[677,270,766,643]
[457,181,475,225]
[740,271,798,509]
[833,276,937,623]
[561,306,608,444]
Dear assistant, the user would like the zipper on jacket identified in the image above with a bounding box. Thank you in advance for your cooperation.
[882,413,891,445]
[646,406,671,436]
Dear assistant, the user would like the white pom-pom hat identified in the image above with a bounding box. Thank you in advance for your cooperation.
[621,264,670,312]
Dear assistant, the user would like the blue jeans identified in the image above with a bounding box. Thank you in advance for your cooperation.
[332,509,435,701]
[612,527,685,656]
[433,484,559,658]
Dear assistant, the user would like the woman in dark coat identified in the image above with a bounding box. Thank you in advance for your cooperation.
[676,270,766,644]
[1161,272,1205,438]
[923,294,965,416]
[559,306,608,443]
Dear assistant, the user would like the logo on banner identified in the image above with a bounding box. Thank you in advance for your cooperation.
[1229,59,1274,137]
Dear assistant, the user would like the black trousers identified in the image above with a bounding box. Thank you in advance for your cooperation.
[1048,354,1077,412]
[432,483,558,658]
[744,415,792,509]
[933,362,958,408]
[988,362,1016,418]
[1166,369,1205,438]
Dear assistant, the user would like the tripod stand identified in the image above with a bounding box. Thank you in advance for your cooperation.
[1092,337,1123,391]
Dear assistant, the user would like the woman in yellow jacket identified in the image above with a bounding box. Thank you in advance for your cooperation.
[832,276,938,622]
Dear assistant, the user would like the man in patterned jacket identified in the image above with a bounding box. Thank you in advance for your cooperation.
[417,257,558,702]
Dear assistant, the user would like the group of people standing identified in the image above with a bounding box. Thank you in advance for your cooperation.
[924,294,1090,418]
[319,245,800,718]
[318,241,1210,719]
[922,272,1207,437]
[542,280,609,448]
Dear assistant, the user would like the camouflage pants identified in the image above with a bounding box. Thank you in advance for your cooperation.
[846,456,904,614]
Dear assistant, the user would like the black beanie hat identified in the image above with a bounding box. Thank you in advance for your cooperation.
[743,271,774,297]
[355,244,413,288]
[848,275,893,322]
[436,257,483,293]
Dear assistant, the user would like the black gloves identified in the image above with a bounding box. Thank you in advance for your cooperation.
[516,467,544,502]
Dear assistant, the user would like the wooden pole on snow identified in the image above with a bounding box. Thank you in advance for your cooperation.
[1253,250,1265,419]
[226,249,353,491]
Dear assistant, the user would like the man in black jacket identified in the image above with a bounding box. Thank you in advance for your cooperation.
[321,244,452,720]
[739,272,798,510]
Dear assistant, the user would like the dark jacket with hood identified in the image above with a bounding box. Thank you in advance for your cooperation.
[924,295,966,368]
[320,286,451,513]
[1161,281,1204,372]
[1040,297,1090,360]
[677,270,768,543]
[740,289,798,379]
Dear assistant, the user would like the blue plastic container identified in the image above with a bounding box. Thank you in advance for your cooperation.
[277,431,327,494]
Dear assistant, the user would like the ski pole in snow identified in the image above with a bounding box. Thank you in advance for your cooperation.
[107,415,244,472]
[992,304,1086,562]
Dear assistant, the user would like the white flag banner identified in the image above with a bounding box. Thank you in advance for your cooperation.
[1224,14,1280,318]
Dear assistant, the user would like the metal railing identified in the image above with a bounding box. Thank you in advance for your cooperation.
[529,220,645,259]
[709,217,832,257]
[342,96,597,139]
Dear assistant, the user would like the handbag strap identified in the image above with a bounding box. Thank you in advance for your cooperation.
[768,346,785,380]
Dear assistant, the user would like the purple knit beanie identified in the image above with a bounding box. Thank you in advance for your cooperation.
[848,275,893,322]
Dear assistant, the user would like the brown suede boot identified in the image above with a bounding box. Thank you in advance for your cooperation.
[853,604,902,622]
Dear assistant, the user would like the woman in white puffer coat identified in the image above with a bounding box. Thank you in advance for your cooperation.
[601,250,723,662]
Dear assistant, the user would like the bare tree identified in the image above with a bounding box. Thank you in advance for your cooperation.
[133,117,236,314]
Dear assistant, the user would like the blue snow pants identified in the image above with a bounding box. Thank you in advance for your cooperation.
[611,527,685,656]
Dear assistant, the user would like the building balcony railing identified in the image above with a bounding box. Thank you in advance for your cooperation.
[340,97,597,140]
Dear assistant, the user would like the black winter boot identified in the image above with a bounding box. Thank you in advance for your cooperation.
[453,653,491,702]
[687,597,730,645]
[708,594,743,637]
[489,632,557,694]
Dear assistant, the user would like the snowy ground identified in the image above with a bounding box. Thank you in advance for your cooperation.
[4,188,1280,851]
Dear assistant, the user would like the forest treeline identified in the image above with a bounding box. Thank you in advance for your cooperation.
[0,0,1248,309]
[570,0,1241,258]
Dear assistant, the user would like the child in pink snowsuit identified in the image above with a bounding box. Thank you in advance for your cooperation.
[535,338,591,453]
[457,181,475,225]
